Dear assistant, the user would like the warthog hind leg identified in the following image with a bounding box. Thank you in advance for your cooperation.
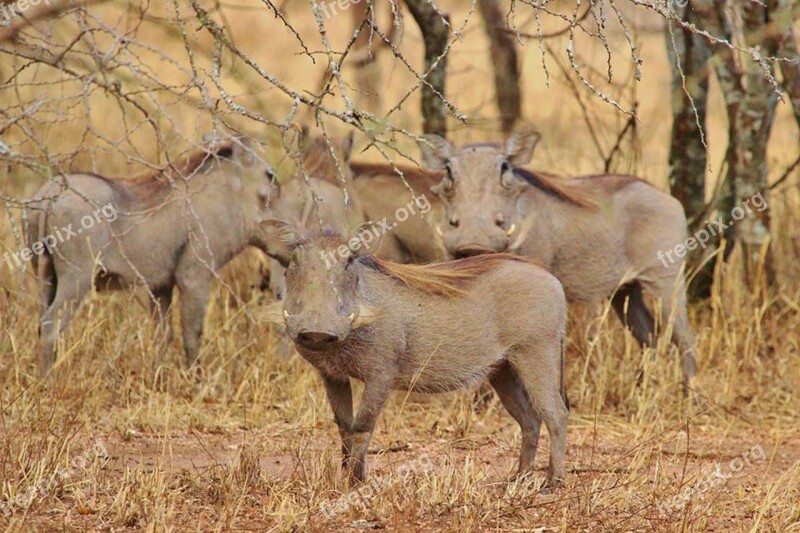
[506,345,569,488]
[642,276,698,390]
[489,362,542,477]
[39,275,91,375]
[611,282,656,347]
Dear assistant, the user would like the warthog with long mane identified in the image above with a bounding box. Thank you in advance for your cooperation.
[25,138,275,373]
[260,218,569,487]
[419,130,698,386]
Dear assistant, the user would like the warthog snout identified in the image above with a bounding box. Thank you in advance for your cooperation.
[452,245,495,259]
[296,330,341,350]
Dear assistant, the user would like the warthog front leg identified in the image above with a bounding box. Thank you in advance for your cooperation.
[321,375,354,468]
[177,283,211,367]
[345,376,393,484]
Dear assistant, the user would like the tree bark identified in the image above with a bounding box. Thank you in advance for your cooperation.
[665,1,714,298]
[665,1,713,232]
[478,0,521,135]
[405,0,450,137]
[714,0,778,287]
[348,1,402,117]
[768,0,800,130]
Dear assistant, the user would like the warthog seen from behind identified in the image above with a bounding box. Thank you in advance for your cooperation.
[419,130,697,386]
[25,138,275,373]
[260,218,569,487]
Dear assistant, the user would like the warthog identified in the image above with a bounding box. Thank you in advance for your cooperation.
[264,133,446,299]
[419,130,698,386]
[300,133,446,263]
[260,218,569,486]
[25,138,275,373]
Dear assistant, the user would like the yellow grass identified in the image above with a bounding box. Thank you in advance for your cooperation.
[1,1,799,531]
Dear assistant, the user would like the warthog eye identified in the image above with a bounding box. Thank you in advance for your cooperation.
[500,161,514,190]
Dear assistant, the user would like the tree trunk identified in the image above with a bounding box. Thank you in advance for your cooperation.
[666,2,712,229]
[768,0,800,130]
[405,0,450,137]
[714,0,778,287]
[478,0,521,135]
[350,0,383,116]
[665,1,714,298]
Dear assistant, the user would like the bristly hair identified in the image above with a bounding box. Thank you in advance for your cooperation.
[357,253,530,298]
[349,161,445,189]
[512,167,600,209]
[120,141,236,198]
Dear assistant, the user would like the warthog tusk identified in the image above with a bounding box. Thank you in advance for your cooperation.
[508,214,536,252]
[352,305,382,329]
[348,312,355,322]
[435,225,443,237]
[506,223,516,237]
[283,310,290,319]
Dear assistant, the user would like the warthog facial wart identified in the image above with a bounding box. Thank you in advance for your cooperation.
[656,191,768,267]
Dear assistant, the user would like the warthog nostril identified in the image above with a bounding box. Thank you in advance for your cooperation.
[296,330,340,349]
[449,215,459,227]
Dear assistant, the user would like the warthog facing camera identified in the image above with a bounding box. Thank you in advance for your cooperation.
[420,130,698,387]
[261,218,569,487]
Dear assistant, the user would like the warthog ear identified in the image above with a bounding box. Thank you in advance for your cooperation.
[260,219,300,266]
[504,129,541,166]
[418,135,452,170]
[350,221,388,256]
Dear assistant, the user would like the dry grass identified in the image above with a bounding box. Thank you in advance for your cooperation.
[1,1,799,531]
